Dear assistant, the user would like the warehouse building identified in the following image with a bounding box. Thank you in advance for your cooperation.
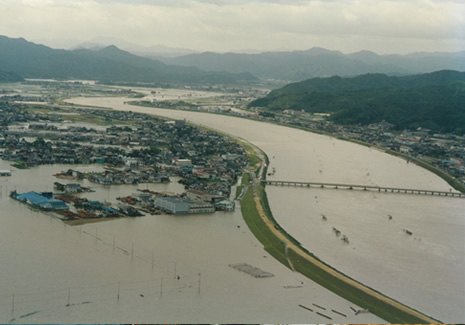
[13,191,69,211]
[155,196,214,214]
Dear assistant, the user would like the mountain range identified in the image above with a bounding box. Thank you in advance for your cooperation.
[159,48,465,81]
[1,35,464,85]
[0,35,256,84]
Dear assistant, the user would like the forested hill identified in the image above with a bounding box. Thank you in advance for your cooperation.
[249,70,465,134]
[0,70,23,82]
[0,35,256,84]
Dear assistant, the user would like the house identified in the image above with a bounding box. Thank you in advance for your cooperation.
[186,189,225,203]
[54,182,82,193]
[173,158,192,167]
[0,170,11,176]
[64,183,81,193]
[399,146,412,154]
[215,200,235,212]
[188,201,215,214]
[54,182,65,191]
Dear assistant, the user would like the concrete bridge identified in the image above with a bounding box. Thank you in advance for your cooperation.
[262,180,465,198]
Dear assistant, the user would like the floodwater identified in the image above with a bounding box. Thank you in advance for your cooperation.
[66,94,465,323]
[0,164,383,322]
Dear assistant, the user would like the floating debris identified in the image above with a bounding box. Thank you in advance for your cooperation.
[403,229,413,236]
[341,235,349,244]
[229,263,274,278]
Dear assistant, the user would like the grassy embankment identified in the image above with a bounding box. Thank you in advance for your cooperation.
[239,145,439,324]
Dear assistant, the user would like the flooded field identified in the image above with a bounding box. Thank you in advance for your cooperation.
[0,160,383,323]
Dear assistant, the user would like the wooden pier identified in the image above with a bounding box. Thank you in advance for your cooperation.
[262,180,465,198]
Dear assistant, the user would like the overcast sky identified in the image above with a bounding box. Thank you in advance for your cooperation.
[1,0,464,54]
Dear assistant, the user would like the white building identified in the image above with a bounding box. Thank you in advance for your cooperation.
[155,196,214,214]
[173,158,192,167]
[0,170,12,176]
[215,200,235,212]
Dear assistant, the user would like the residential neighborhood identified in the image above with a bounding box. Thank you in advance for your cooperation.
[1,99,247,220]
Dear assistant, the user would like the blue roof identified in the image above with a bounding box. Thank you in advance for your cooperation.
[102,206,118,213]
[16,192,50,205]
[48,200,68,208]
[87,201,102,207]
[16,192,68,210]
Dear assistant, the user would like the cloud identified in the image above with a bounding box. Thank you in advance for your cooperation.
[1,0,464,53]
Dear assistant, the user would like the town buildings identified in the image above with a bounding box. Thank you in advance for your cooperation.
[12,191,69,211]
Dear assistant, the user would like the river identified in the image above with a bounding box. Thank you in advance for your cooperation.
[67,94,464,323]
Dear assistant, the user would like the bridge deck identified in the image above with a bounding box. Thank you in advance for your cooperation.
[263,180,465,198]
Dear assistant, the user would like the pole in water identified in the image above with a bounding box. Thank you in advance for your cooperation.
[11,294,14,315]
[113,236,115,252]
[152,251,154,271]
[160,277,163,296]
[174,262,177,280]
[131,243,134,262]
[67,288,70,306]
[198,273,201,295]
[117,282,120,301]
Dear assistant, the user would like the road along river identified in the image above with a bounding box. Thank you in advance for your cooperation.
[67,94,464,323]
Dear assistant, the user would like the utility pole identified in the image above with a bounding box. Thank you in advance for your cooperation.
[117,282,120,301]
